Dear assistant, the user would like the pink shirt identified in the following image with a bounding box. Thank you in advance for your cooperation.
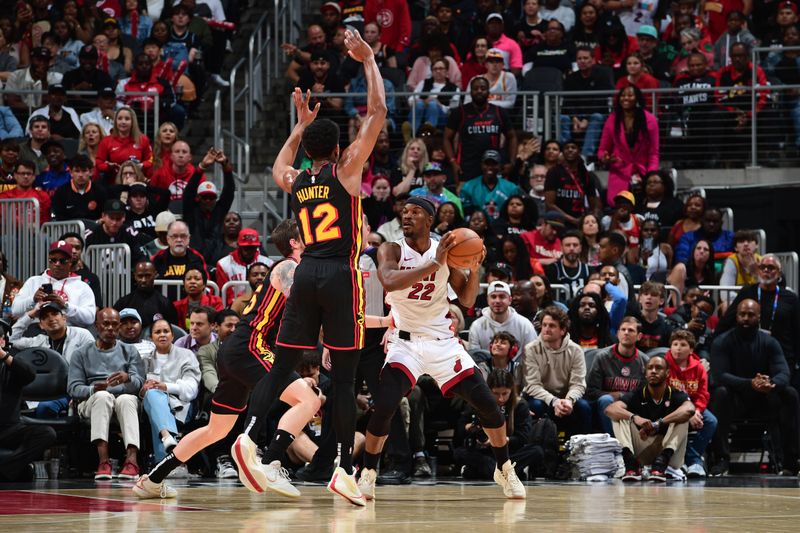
[491,34,523,70]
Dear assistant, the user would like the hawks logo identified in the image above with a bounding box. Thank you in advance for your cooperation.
[453,357,462,373]
[621,366,630,377]
[377,8,394,28]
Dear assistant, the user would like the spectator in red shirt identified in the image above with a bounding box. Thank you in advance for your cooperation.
[94,106,153,183]
[118,53,186,130]
[521,211,564,267]
[616,53,660,110]
[364,0,412,52]
[460,36,489,90]
[0,160,51,223]
[215,228,273,303]
[173,267,223,330]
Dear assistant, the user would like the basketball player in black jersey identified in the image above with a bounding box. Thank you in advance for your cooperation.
[232,29,386,507]
[133,219,321,499]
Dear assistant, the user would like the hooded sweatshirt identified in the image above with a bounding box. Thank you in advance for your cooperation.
[11,271,97,327]
[522,333,586,404]
[665,350,709,412]
[467,306,538,353]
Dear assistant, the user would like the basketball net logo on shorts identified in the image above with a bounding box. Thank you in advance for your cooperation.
[453,357,462,373]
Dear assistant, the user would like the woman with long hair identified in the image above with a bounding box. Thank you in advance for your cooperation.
[636,169,684,230]
[120,0,154,47]
[668,192,705,247]
[593,17,638,74]
[568,291,613,349]
[668,238,716,295]
[362,21,397,69]
[539,139,563,172]
[392,138,429,195]
[615,53,659,109]
[51,19,82,71]
[103,17,133,74]
[639,218,674,280]
[530,273,566,310]
[671,27,713,78]
[433,201,464,235]
[408,57,459,134]
[501,234,535,280]
[153,121,179,172]
[572,2,601,52]
[95,106,153,182]
[579,213,601,266]
[140,318,201,462]
[173,268,223,330]
[598,85,659,206]
[363,175,394,230]
[492,194,539,240]
[460,36,489,89]
[78,122,105,167]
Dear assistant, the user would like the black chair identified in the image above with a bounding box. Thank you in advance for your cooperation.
[646,347,669,360]
[17,347,80,429]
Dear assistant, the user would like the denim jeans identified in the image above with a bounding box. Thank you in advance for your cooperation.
[410,100,445,134]
[596,394,616,435]
[528,397,592,436]
[143,389,179,462]
[685,409,718,467]
[34,396,70,418]
[559,113,605,157]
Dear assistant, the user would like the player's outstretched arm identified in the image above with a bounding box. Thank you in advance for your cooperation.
[377,235,457,291]
[270,259,297,297]
[272,88,320,193]
[449,245,485,308]
[337,29,387,196]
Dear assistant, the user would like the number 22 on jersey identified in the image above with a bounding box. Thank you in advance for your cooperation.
[298,202,341,244]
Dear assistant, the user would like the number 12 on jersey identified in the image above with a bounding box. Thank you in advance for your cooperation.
[298,202,341,244]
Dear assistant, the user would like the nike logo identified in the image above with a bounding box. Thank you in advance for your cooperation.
[402,256,413,262]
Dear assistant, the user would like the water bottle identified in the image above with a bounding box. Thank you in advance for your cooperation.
[2,295,11,322]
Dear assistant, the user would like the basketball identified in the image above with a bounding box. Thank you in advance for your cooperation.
[446,227,483,269]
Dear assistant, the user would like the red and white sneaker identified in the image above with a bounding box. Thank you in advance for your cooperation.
[94,461,112,480]
[622,468,643,482]
[232,433,267,493]
[327,464,366,506]
[118,461,140,480]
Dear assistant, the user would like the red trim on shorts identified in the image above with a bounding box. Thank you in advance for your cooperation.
[387,362,417,389]
[211,399,247,412]
[440,367,475,398]
[275,341,318,349]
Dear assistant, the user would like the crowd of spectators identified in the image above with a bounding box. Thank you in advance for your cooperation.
[1,0,800,485]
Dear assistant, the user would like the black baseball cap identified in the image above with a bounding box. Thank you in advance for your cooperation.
[103,199,126,214]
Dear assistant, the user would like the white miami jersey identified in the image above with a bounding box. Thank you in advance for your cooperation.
[385,238,452,337]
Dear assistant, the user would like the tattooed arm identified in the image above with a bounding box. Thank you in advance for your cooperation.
[270,260,298,297]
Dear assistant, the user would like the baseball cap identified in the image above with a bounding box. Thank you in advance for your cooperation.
[487,262,513,280]
[98,86,116,98]
[486,48,504,61]
[321,1,342,13]
[238,228,261,247]
[422,162,445,175]
[172,3,192,15]
[49,240,74,257]
[38,301,65,318]
[103,198,126,214]
[482,149,502,163]
[48,84,66,95]
[488,280,511,296]
[128,182,148,195]
[544,211,565,228]
[119,308,142,323]
[615,190,636,206]
[80,44,99,59]
[197,181,218,197]
[31,46,51,60]
[636,25,658,39]
[486,13,504,23]
[310,48,333,62]
[103,17,120,28]
[779,0,798,12]
[155,211,176,232]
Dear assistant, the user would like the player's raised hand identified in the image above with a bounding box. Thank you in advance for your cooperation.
[468,245,487,272]
[293,88,320,127]
[343,29,373,63]
[435,232,458,267]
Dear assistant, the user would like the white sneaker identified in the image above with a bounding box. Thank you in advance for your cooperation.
[162,434,178,453]
[210,73,231,87]
[132,474,177,499]
[327,465,366,506]
[262,460,301,498]
[686,463,707,478]
[493,461,526,499]
[358,468,377,501]
[232,433,268,493]
[166,464,189,479]
[216,455,238,479]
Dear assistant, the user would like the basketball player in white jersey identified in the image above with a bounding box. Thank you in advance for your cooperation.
[357,196,526,500]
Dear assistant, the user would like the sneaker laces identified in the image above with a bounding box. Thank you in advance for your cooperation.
[159,482,169,499]
[277,465,292,482]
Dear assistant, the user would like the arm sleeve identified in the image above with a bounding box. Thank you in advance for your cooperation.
[64,282,97,328]
[94,137,110,174]
[674,233,693,264]
[508,402,533,451]
[139,137,153,175]
[467,322,482,352]
[217,170,235,214]
[597,115,614,158]
[646,113,660,170]
[11,278,36,318]
[8,355,36,387]
[1,107,23,138]
[181,170,203,227]
[694,364,710,412]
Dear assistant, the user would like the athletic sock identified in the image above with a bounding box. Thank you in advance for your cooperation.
[263,429,296,464]
[149,452,182,484]
[364,451,380,471]
[492,445,510,469]
[622,447,638,471]
[653,448,674,470]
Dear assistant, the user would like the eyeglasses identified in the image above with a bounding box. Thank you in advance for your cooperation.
[759,264,778,272]
[168,233,189,240]
[48,257,70,264]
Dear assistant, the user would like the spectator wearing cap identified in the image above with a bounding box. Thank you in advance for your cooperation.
[144,211,177,256]
[521,211,564,267]
[468,280,538,352]
[484,12,522,76]
[459,149,521,219]
[27,84,82,140]
[18,115,50,176]
[52,155,106,221]
[182,147,235,266]
[151,220,210,302]
[62,45,115,114]
[11,240,97,328]
[296,48,346,122]
[0,107,23,140]
[762,1,798,47]
[464,48,516,109]
[283,24,330,84]
[320,1,345,40]
[364,0,412,52]
[85,199,150,264]
[4,47,63,114]
[444,77,517,185]
[114,259,179,328]
[215,228,273,303]
[34,140,72,192]
[410,162,463,215]
[602,190,641,262]
[102,17,134,74]
[124,181,171,238]
[0,160,51,222]
[117,308,156,361]
[117,52,186,130]
[636,25,672,82]
[79,88,121,135]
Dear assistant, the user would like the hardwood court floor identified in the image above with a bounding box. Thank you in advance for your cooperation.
[1,478,800,532]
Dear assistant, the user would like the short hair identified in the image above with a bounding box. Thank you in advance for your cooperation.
[693,294,716,310]
[301,119,340,159]
[189,305,216,322]
[688,51,708,64]
[601,231,627,252]
[470,76,489,90]
[0,138,20,152]
[246,261,270,276]
[142,37,161,48]
[733,229,758,245]
[730,41,750,55]
[184,266,208,284]
[541,305,570,331]
[727,10,745,20]
[639,281,665,298]
[28,115,49,127]
[300,349,322,369]
[562,230,583,244]
[71,153,94,170]
[271,218,300,257]
[14,160,36,173]
[575,45,593,55]
[619,315,641,332]
[58,231,84,247]
[215,308,239,324]
[670,329,697,348]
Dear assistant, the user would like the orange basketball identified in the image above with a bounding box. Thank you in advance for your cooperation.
[446,227,484,269]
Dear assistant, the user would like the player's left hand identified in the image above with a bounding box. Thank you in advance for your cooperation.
[293,88,320,127]
[343,29,373,62]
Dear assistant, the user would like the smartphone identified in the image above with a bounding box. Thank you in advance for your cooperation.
[696,310,709,322]
[642,237,654,253]
[42,283,53,294]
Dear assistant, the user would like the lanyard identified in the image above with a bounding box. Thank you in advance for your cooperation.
[757,285,780,331]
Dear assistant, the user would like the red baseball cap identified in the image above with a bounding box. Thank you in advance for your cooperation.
[49,240,74,257]
[779,1,798,13]
[237,228,261,247]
